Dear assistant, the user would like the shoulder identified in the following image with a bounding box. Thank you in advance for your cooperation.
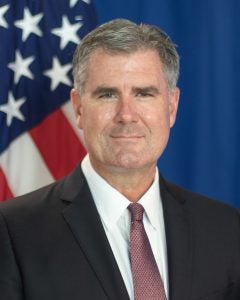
[0,164,86,219]
[162,176,238,211]
[161,177,240,271]
[161,176,240,227]
[0,178,64,223]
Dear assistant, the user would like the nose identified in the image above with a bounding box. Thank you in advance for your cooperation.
[114,98,139,124]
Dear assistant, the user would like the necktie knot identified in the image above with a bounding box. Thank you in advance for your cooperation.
[128,203,144,222]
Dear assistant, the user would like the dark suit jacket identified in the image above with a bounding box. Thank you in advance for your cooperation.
[0,165,240,300]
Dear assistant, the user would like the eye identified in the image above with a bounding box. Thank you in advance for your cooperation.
[136,91,154,98]
[98,92,118,100]
[99,92,113,98]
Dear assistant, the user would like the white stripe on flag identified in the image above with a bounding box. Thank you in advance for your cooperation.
[0,133,54,197]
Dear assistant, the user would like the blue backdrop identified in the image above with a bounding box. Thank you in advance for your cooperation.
[93,0,240,207]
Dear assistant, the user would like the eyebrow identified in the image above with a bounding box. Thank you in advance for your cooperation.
[132,86,160,95]
[92,85,160,97]
[92,86,119,97]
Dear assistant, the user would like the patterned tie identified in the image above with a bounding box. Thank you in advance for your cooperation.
[128,203,167,300]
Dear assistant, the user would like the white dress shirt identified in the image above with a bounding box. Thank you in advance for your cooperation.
[81,155,169,299]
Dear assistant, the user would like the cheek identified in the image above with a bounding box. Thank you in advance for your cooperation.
[141,105,170,128]
[82,106,114,136]
[98,109,114,123]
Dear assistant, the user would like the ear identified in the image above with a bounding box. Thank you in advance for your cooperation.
[70,88,83,129]
[169,87,180,128]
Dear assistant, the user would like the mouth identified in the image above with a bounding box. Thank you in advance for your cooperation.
[109,126,146,141]
[110,135,144,141]
[111,134,143,137]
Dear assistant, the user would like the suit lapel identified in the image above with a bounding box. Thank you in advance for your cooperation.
[61,166,130,300]
[160,177,193,300]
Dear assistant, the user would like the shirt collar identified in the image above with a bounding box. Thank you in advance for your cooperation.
[139,170,162,231]
[81,154,162,231]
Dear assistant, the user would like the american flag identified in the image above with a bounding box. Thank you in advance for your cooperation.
[0,0,97,201]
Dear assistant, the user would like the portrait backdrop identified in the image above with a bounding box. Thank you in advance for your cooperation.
[94,0,240,207]
[0,0,239,208]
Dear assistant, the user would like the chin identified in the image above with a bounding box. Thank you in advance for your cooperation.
[112,153,152,170]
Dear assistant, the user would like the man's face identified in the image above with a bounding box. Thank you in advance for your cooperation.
[71,49,179,175]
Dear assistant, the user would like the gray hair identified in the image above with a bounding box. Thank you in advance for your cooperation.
[72,19,179,93]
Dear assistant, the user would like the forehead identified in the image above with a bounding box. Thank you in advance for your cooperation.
[85,49,165,86]
[88,48,162,68]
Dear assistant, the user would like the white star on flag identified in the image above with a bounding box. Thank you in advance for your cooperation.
[8,50,35,84]
[0,4,9,29]
[0,92,26,127]
[14,7,43,42]
[70,0,91,7]
[70,0,79,8]
[51,15,82,49]
[43,56,72,91]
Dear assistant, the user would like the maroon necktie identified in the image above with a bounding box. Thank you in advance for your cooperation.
[128,203,167,300]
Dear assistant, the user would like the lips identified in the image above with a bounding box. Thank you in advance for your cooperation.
[110,135,144,139]
[109,125,146,139]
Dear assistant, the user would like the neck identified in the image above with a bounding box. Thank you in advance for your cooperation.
[91,163,157,202]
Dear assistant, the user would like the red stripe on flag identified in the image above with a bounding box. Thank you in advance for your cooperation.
[30,109,86,180]
[0,167,14,201]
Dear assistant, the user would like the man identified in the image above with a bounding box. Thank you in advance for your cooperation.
[0,19,240,300]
